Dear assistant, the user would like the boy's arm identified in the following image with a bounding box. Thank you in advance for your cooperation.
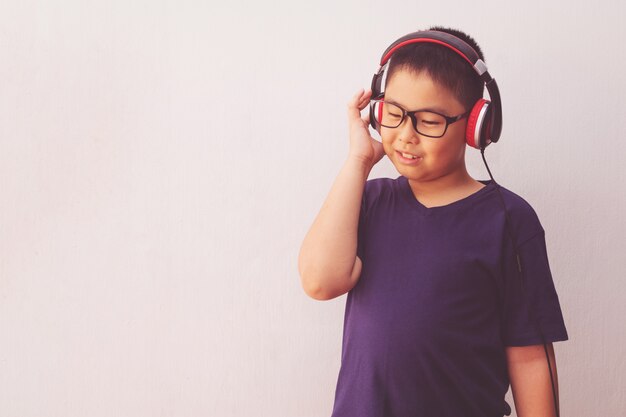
[298,89,384,301]
[506,343,560,417]
[298,157,370,300]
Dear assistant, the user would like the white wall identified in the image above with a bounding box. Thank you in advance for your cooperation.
[1,1,624,416]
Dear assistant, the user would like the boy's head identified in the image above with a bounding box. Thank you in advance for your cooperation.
[371,27,491,187]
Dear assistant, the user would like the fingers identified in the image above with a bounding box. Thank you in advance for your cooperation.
[347,88,372,121]
[356,88,372,110]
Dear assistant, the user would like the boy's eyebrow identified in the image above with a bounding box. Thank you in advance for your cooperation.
[385,98,450,115]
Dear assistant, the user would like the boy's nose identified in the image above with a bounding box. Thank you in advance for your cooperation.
[398,117,421,143]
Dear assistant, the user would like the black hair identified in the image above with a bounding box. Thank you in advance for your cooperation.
[386,26,485,112]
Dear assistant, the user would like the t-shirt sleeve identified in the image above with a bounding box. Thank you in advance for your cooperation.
[501,231,569,347]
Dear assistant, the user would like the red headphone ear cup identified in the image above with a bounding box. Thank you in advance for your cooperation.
[369,100,384,133]
[466,99,490,149]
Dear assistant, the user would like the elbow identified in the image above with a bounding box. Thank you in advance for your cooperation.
[299,267,348,301]
[298,251,356,301]
[302,280,334,301]
[299,271,337,301]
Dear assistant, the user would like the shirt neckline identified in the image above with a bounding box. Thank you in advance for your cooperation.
[398,176,497,216]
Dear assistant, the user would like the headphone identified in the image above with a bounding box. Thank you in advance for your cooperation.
[369,30,503,150]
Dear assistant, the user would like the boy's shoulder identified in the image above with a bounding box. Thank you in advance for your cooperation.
[359,177,404,220]
[361,176,403,206]
[492,182,541,216]
[363,176,399,194]
[482,181,546,245]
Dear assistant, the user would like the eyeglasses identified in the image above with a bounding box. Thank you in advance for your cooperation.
[370,99,469,138]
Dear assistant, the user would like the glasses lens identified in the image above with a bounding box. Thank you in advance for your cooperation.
[372,101,403,128]
[413,111,447,137]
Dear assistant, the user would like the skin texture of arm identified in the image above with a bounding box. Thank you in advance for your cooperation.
[297,157,369,300]
[506,343,560,417]
[298,89,384,300]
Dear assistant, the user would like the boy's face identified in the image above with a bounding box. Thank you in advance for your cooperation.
[381,69,469,187]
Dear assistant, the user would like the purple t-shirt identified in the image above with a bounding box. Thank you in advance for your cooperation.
[330,176,568,417]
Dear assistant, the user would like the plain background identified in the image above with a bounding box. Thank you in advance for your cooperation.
[1,1,625,416]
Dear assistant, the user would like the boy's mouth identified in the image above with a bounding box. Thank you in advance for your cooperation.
[396,150,422,162]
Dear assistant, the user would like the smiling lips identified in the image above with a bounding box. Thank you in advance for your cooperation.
[396,150,423,163]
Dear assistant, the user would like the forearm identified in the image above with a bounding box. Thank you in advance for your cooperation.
[507,343,560,417]
[298,157,371,300]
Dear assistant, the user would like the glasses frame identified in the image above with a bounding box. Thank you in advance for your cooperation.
[371,99,470,138]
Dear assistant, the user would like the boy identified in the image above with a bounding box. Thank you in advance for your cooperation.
[298,27,568,417]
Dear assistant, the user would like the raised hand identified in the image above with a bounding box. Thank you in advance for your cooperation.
[346,88,385,169]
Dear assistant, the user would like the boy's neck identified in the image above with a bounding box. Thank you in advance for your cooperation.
[406,170,485,208]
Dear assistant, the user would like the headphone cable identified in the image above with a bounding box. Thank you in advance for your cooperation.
[480,148,560,417]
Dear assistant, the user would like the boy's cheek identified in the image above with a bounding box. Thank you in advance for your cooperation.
[380,132,394,147]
